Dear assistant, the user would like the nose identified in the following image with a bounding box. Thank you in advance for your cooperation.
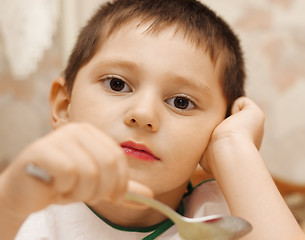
[124,93,160,132]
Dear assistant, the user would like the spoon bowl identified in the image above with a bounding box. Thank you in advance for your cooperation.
[125,192,252,240]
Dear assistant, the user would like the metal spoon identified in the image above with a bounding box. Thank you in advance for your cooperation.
[25,163,252,240]
[125,192,252,240]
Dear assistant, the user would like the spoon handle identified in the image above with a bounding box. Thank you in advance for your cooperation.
[25,163,52,182]
[125,192,183,224]
[24,163,182,225]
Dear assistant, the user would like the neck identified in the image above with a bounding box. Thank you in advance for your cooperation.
[87,182,188,228]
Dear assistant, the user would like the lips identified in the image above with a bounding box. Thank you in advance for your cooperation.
[120,141,160,161]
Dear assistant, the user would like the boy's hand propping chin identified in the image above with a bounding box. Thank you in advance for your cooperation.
[200,97,265,173]
[0,123,142,217]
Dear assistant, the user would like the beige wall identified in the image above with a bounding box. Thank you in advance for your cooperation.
[1,0,305,182]
[205,0,305,183]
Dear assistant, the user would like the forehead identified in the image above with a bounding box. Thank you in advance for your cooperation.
[103,17,210,53]
[98,17,226,74]
[83,22,225,97]
[94,21,217,72]
[98,19,220,70]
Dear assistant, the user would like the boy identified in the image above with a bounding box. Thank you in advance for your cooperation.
[0,0,304,239]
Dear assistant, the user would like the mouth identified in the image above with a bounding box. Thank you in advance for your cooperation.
[120,141,160,162]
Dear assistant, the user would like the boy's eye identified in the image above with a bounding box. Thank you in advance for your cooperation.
[166,96,195,110]
[103,76,131,92]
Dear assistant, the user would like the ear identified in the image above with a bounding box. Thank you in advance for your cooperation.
[49,77,71,129]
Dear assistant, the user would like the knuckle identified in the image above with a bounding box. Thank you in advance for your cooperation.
[55,165,78,194]
[65,122,78,130]
[80,122,95,132]
[61,161,77,177]
[87,166,99,182]
[65,122,87,133]
[107,148,124,163]
[108,151,127,169]
[105,155,118,169]
[116,149,127,161]
[260,110,265,121]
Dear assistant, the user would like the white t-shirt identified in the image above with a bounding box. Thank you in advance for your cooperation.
[15,180,230,240]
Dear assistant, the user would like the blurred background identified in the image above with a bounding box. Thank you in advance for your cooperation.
[0,0,305,228]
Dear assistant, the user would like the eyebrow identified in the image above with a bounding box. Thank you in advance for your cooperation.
[91,59,138,74]
[91,59,211,95]
[169,73,212,95]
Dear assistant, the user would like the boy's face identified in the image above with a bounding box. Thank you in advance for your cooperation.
[62,23,227,195]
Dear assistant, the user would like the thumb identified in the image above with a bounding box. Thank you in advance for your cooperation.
[123,180,154,207]
[127,180,154,198]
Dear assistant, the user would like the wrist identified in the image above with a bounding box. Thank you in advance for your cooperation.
[0,193,27,240]
[0,170,32,219]
[0,184,28,221]
[204,133,257,173]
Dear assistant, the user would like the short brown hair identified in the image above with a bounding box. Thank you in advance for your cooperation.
[64,0,245,112]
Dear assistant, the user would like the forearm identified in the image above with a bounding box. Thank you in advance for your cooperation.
[208,135,304,240]
[0,197,26,240]
[0,170,28,240]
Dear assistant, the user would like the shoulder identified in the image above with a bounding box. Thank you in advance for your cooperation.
[184,180,230,218]
[15,203,91,239]
[15,202,150,240]
[15,205,54,239]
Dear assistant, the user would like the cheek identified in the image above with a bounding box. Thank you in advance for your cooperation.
[163,112,225,168]
[68,102,98,122]
[165,124,213,165]
[155,128,212,192]
[69,90,108,122]
[68,97,124,139]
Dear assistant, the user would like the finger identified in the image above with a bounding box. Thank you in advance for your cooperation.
[70,123,129,201]
[231,97,259,114]
[230,97,264,149]
[82,124,129,200]
[55,141,99,203]
[20,146,78,207]
[231,97,247,114]
[26,139,78,195]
